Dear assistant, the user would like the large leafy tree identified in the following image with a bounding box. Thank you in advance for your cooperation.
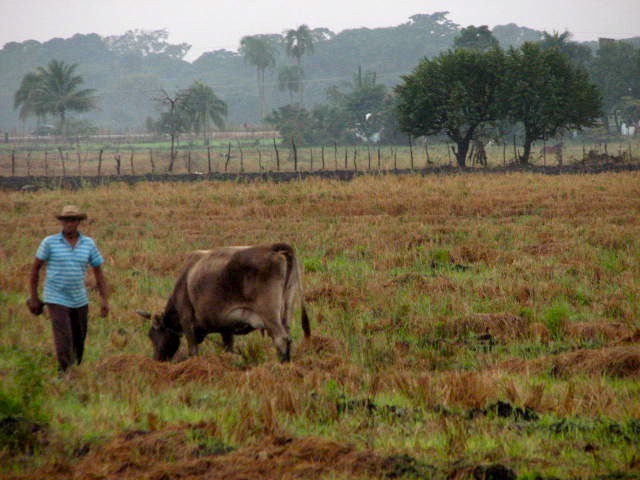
[538,31,592,67]
[179,81,227,144]
[454,25,499,52]
[240,35,276,120]
[395,48,505,167]
[13,60,96,137]
[327,67,387,142]
[588,38,640,132]
[503,42,601,163]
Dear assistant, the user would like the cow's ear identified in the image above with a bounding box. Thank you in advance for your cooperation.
[136,309,152,319]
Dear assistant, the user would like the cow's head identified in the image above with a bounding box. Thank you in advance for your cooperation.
[274,335,292,363]
[137,310,180,361]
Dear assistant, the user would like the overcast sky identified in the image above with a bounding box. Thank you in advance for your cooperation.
[2,0,638,61]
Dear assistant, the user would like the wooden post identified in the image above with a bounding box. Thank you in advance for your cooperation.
[207,146,211,174]
[334,142,338,170]
[11,150,15,176]
[97,148,104,177]
[344,148,348,169]
[321,145,326,171]
[425,140,431,166]
[187,147,192,173]
[309,147,313,171]
[367,145,371,171]
[257,149,263,171]
[26,151,32,176]
[114,154,121,176]
[58,148,66,177]
[377,145,381,170]
[44,151,49,177]
[237,142,244,173]
[150,149,155,173]
[273,138,280,171]
[225,142,231,172]
[76,139,82,177]
[353,147,358,172]
[409,136,414,170]
[130,149,135,174]
[292,137,298,171]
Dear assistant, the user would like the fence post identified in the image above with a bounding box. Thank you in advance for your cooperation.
[291,138,298,171]
[97,148,103,177]
[237,142,244,173]
[11,150,15,176]
[130,149,135,175]
[76,139,82,178]
[224,143,232,172]
[321,145,326,171]
[207,146,211,174]
[58,148,66,177]
[44,151,49,177]
[273,138,280,171]
[409,136,414,170]
[149,149,155,174]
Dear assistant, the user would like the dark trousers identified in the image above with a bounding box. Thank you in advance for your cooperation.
[47,304,89,371]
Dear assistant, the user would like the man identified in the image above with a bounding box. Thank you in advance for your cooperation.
[28,205,109,372]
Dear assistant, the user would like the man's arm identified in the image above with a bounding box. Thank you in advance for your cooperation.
[28,258,45,315]
[92,265,109,317]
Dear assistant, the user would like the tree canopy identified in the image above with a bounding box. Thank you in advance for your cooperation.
[395,48,505,166]
[13,60,96,137]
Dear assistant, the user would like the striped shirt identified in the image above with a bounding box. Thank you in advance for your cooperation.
[36,232,104,308]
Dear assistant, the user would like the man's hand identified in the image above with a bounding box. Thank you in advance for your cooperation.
[27,297,44,316]
[100,301,110,318]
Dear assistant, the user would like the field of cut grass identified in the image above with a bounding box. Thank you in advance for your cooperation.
[1,171,639,479]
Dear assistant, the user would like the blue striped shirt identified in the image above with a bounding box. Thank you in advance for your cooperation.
[36,232,104,308]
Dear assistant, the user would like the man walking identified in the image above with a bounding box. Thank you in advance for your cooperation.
[28,205,109,372]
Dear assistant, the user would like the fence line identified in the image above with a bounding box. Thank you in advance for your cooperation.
[1,140,636,178]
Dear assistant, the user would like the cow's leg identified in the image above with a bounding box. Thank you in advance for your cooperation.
[221,332,234,352]
[182,310,199,357]
[184,325,199,356]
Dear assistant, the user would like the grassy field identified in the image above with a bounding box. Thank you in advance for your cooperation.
[1,171,639,479]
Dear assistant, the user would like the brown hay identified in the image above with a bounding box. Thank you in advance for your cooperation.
[551,346,640,379]
[440,313,528,341]
[566,322,633,343]
[18,431,393,480]
[95,353,242,386]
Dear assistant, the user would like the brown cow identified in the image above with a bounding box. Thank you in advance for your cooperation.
[137,243,310,362]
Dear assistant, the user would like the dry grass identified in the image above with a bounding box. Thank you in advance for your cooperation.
[1,171,639,479]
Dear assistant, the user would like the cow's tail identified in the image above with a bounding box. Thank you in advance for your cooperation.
[272,243,311,338]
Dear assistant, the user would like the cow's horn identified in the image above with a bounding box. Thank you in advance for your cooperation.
[136,310,152,319]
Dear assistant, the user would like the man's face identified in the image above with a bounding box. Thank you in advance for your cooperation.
[61,217,81,235]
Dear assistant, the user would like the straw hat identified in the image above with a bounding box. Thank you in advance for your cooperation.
[56,205,87,220]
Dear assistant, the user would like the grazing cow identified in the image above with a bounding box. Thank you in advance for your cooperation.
[137,243,310,362]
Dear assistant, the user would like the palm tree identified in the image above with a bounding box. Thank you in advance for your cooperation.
[283,25,316,105]
[240,35,276,120]
[14,72,48,123]
[278,65,304,104]
[14,60,96,137]
[179,81,227,144]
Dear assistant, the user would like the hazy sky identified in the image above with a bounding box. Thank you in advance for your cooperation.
[2,0,638,61]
